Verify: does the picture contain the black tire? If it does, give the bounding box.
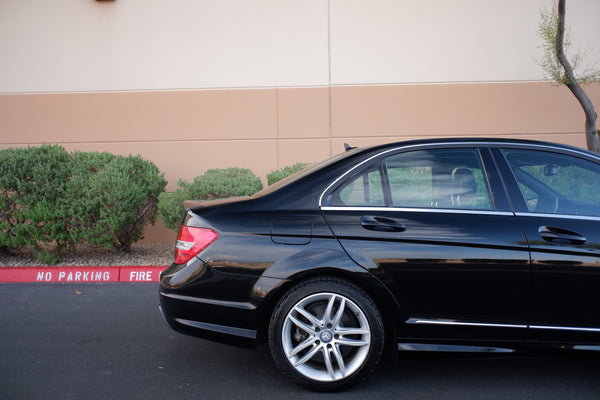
[268,277,384,391]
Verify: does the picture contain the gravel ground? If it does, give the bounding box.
[0,243,174,267]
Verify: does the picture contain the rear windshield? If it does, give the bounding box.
[252,150,359,198]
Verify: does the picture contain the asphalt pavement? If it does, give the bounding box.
[1,283,599,400]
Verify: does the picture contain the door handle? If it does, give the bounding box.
[360,216,406,232]
[538,226,587,245]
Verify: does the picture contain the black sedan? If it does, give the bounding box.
[159,138,600,391]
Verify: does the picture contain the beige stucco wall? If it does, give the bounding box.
[2,0,599,91]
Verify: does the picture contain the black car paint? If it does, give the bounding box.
[159,138,600,351]
[490,146,600,342]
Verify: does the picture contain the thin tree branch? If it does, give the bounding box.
[555,0,598,152]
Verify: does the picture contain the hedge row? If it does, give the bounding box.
[0,145,167,263]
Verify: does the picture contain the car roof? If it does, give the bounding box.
[354,137,589,154]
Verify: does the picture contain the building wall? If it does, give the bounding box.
[1,0,599,242]
[3,0,599,90]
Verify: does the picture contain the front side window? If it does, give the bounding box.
[502,149,600,216]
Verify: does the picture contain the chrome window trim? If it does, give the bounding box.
[321,206,513,217]
[515,211,600,222]
[318,140,600,208]
[406,318,600,333]
[498,142,600,161]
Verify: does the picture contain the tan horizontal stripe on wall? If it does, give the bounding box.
[331,82,598,140]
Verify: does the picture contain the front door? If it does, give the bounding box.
[499,147,600,343]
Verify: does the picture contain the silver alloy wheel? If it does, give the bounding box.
[281,292,371,382]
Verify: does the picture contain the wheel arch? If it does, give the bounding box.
[254,259,403,348]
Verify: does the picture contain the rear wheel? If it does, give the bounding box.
[268,277,384,391]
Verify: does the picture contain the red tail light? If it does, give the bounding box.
[174,226,219,264]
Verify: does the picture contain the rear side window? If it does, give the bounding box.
[334,165,385,206]
[502,149,600,216]
[328,148,493,210]
[386,148,492,210]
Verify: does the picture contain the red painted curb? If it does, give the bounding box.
[0,266,167,283]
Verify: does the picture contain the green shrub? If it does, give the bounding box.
[0,146,167,262]
[267,162,310,185]
[159,168,263,231]
[68,153,167,252]
[0,145,72,259]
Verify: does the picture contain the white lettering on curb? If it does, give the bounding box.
[129,271,153,281]
[36,270,112,282]
[37,272,52,282]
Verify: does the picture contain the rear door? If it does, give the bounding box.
[495,146,600,343]
[321,145,531,341]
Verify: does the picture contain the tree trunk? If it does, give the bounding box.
[556,0,599,153]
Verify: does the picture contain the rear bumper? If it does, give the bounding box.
[158,259,286,348]
[158,290,259,348]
